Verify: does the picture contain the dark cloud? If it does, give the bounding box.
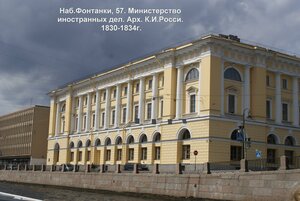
[0,0,299,115]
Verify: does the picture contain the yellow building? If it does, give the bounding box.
[47,34,300,168]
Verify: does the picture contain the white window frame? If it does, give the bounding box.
[282,102,289,122]
[189,93,196,113]
[146,102,152,120]
[227,93,237,114]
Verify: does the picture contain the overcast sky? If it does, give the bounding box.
[0,0,300,115]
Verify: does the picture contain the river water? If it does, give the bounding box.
[0,181,217,201]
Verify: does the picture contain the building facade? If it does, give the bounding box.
[47,34,300,167]
[0,105,50,165]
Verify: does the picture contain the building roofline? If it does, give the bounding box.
[0,105,50,119]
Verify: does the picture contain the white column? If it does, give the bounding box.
[244,66,251,113]
[220,60,224,116]
[85,93,91,132]
[126,82,132,124]
[293,77,299,126]
[55,102,61,136]
[275,72,282,124]
[104,88,111,129]
[115,84,121,128]
[176,67,184,119]
[138,78,145,124]
[94,90,100,131]
[197,61,202,115]
[77,96,83,133]
[151,74,158,120]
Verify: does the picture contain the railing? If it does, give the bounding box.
[210,161,240,172]
[248,158,280,171]
[287,156,300,169]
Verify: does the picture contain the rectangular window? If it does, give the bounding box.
[147,103,152,119]
[105,150,111,161]
[230,146,242,161]
[182,145,190,159]
[282,103,288,121]
[128,148,134,161]
[267,149,276,163]
[160,100,163,117]
[87,151,91,161]
[154,147,161,160]
[103,92,106,101]
[83,115,87,130]
[148,79,152,90]
[161,76,164,87]
[282,79,287,89]
[117,149,122,161]
[228,94,235,114]
[134,105,139,122]
[75,117,78,131]
[266,100,271,119]
[77,98,80,107]
[113,89,117,99]
[70,152,74,161]
[136,83,140,93]
[112,110,115,125]
[93,94,97,104]
[78,151,82,161]
[266,75,270,86]
[190,94,196,113]
[92,113,95,128]
[124,86,128,96]
[285,150,294,165]
[101,112,105,126]
[141,148,147,160]
[84,96,88,106]
[122,108,127,123]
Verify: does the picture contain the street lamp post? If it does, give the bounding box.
[239,108,251,160]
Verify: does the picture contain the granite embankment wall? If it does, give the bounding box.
[0,169,299,201]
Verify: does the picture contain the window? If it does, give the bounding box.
[190,94,196,113]
[148,79,153,90]
[285,150,294,165]
[285,136,295,146]
[161,76,164,87]
[230,146,242,161]
[282,79,287,89]
[77,141,83,148]
[116,137,122,145]
[112,110,115,125]
[113,89,117,99]
[136,83,140,93]
[160,100,163,117]
[266,75,270,86]
[77,98,80,107]
[122,108,127,123]
[182,145,190,159]
[128,148,134,160]
[103,92,106,101]
[95,138,101,146]
[231,129,244,141]
[127,135,134,144]
[228,94,235,114]
[70,152,74,161]
[282,103,288,121]
[101,112,105,126]
[140,134,147,143]
[87,151,91,161]
[267,134,277,144]
[154,147,161,160]
[105,138,111,146]
[78,151,82,161]
[141,148,147,160]
[147,103,152,119]
[117,149,122,161]
[134,105,139,122]
[153,133,161,142]
[61,117,65,133]
[83,115,87,130]
[267,149,276,163]
[61,104,66,112]
[124,86,128,96]
[266,100,271,119]
[93,94,97,104]
[86,140,91,147]
[224,68,241,82]
[185,68,199,81]
[84,96,88,106]
[105,150,111,161]
[69,142,74,149]
[92,113,95,128]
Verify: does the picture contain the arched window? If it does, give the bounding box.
[54,143,60,151]
[86,139,91,147]
[115,136,122,145]
[140,134,148,143]
[267,134,278,144]
[224,68,242,82]
[178,129,191,140]
[77,140,83,148]
[69,141,74,149]
[185,68,199,81]
[105,138,112,146]
[285,136,295,146]
[127,135,135,144]
[153,132,161,142]
[95,138,101,147]
[231,129,244,141]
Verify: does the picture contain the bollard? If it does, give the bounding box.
[17,164,20,171]
[153,164,159,174]
[175,163,182,174]
[24,164,28,171]
[133,164,139,174]
[240,159,249,172]
[85,164,90,173]
[115,164,121,173]
[279,155,288,170]
[50,165,54,172]
[203,162,211,174]
[100,164,105,173]
[32,165,36,171]
[41,165,45,172]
